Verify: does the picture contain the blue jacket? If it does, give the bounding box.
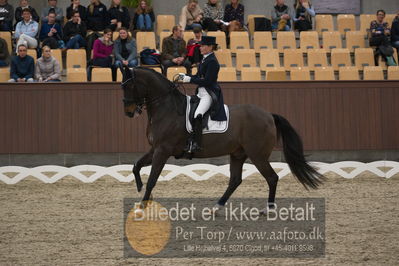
[39,22,63,41]
[10,55,35,80]
[15,20,39,39]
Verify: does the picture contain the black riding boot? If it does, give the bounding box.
[185,114,203,153]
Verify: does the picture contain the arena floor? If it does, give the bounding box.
[0,171,398,265]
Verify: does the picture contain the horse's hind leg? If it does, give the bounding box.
[216,150,247,207]
[133,148,154,192]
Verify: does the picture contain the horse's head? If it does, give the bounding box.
[120,66,142,118]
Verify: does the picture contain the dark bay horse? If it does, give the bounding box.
[120,66,324,210]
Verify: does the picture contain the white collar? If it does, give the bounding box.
[203,52,213,60]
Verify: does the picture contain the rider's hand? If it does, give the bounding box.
[178,73,191,83]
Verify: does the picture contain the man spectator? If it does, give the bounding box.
[63,10,86,49]
[161,25,191,75]
[66,0,87,22]
[14,8,39,50]
[15,0,39,26]
[0,0,13,31]
[8,44,34,82]
[39,11,64,49]
[41,0,64,25]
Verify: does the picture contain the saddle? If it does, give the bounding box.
[188,89,218,129]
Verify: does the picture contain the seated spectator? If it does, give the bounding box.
[179,0,203,31]
[89,28,115,80]
[293,0,315,32]
[66,0,87,22]
[391,11,399,60]
[41,0,64,25]
[0,0,13,31]
[39,11,64,49]
[15,0,39,26]
[132,0,154,31]
[63,10,87,49]
[271,0,292,31]
[113,27,138,68]
[87,0,109,32]
[35,45,61,82]
[223,0,244,33]
[0,36,10,66]
[8,44,34,82]
[202,0,224,31]
[161,25,191,75]
[14,8,39,50]
[108,0,130,32]
[186,27,203,64]
[370,10,396,66]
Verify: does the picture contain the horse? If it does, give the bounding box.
[120,66,324,211]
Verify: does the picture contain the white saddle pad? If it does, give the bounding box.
[185,96,229,134]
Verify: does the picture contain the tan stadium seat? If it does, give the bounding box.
[354,48,375,69]
[253,31,273,52]
[0,31,12,54]
[156,15,175,36]
[215,49,232,67]
[359,14,375,36]
[277,31,296,52]
[51,49,63,70]
[159,31,172,52]
[136,32,156,51]
[207,31,227,50]
[331,48,352,70]
[300,31,319,51]
[235,49,256,71]
[337,14,356,35]
[27,49,37,63]
[283,49,304,69]
[338,66,360,80]
[91,68,112,82]
[219,67,237,81]
[265,67,286,81]
[290,67,311,81]
[387,66,399,80]
[260,49,280,71]
[346,31,366,52]
[230,31,250,52]
[314,66,335,80]
[0,68,10,82]
[66,49,87,69]
[67,68,87,82]
[183,31,195,44]
[241,67,261,81]
[315,15,334,34]
[167,66,186,81]
[247,15,266,35]
[307,49,328,70]
[322,31,342,52]
[363,66,384,80]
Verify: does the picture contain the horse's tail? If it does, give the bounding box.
[272,114,325,189]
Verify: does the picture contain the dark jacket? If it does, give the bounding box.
[63,20,87,42]
[39,22,63,41]
[189,53,227,121]
[391,17,399,43]
[0,37,10,65]
[113,38,137,61]
[108,6,130,29]
[66,4,87,21]
[10,55,35,80]
[86,3,109,31]
[132,10,155,30]
[161,35,187,61]
[0,3,13,25]
[15,6,39,25]
[223,3,244,25]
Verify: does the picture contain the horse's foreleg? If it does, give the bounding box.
[142,150,169,204]
[133,148,154,192]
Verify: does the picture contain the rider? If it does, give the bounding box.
[179,36,227,153]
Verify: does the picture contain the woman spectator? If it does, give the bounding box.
[179,0,203,31]
[35,45,61,82]
[66,0,87,22]
[0,36,10,66]
[186,27,203,64]
[202,0,224,31]
[223,0,244,33]
[293,0,315,32]
[271,0,292,31]
[391,11,399,61]
[86,0,109,32]
[108,0,130,31]
[113,27,138,68]
[90,28,115,80]
[132,0,154,31]
[15,0,39,26]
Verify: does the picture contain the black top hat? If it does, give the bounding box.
[200,36,217,46]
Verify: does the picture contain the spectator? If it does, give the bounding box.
[15,0,39,26]
[8,44,34,82]
[108,0,130,32]
[161,25,191,75]
[293,0,315,32]
[179,0,203,31]
[113,27,138,68]
[89,28,115,80]
[0,0,13,31]
[202,0,224,31]
[223,0,244,34]
[391,11,399,61]
[41,0,64,25]
[132,0,154,31]
[271,0,292,31]
[63,10,87,49]
[186,27,203,64]
[39,11,64,49]
[0,36,10,66]
[35,45,61,82]
[15,8,39,50]
[66,0,87,22]
[86,0,109,32]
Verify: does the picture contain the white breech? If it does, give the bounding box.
[194,87,212,118]
[16,34,38,51]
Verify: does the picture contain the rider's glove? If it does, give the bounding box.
[178,73,191,83]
